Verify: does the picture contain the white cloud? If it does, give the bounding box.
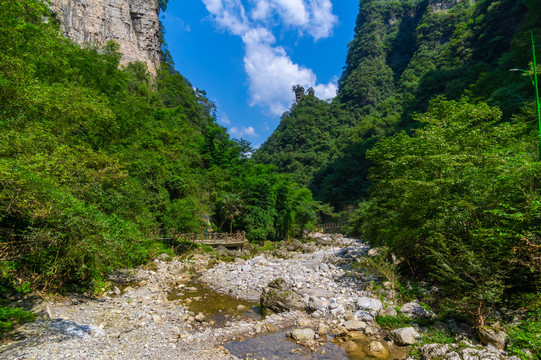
[219,114,231,125]
[243,28,337,114]
[200,0,339,115]
[202,0,250,35]
[229,126,258,138]
[248,0,336,39]
[306,0,337,39]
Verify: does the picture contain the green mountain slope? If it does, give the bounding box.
[256,0,541,208]
[0,0,318,292]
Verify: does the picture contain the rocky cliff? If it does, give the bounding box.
[49,0,161,74]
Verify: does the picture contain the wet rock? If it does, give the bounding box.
[290,328,316,341]
[389,327,420,346]
[478,325,507,350]
[420,344,451,360]
[260,278,305,314]
[236,304,247,311]
[368,341,389,359]
[195,313,206,322]
[345,340,359,350]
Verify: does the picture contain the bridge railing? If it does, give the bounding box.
[178,231,247,244]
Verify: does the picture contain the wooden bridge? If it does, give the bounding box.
[176,231,247,249]
[320,222,344,234]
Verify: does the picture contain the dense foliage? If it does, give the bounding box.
[257,0,541,352]
[256,0,541,207]
[0,0,317,293]
[351,97,541,324]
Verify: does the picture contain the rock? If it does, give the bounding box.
[113,286,121,295]
[317,324,329,336]
[290,328,316,341]
[389,327,420,346]
[194,313,206,322]
[286,239,303,251]
[378,307,398,317]
[49,0,162,75]
[348,331,365,340]
[368,248,380,256]
[367,341,389,359]
[420,344,451,360]
[242,242,255,253]
[459,347,481,360]
[236,304,247,311]
[157,253,170,260]
[400,301,434,318]
[331,325,348,337]
[357,297,383,312]
[478,325,507,350]
[272,249,290,259]
[302,244,318,253]
[344,320,367,331]
[444,352,461,360]
[345,340,359,350]
[48,319,105,338]
[355,310,375,322]
[260,278,305,314]
[448,320,473,340]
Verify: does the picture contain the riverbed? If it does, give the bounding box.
[0,234,408,359]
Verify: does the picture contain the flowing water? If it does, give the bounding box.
[167,280,262,326]
[167,281,407,360]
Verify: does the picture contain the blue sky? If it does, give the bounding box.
[162,0,358,147]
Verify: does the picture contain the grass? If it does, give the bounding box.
[375,314,411,330]
[508,309,541,359]
[0,306,36,338]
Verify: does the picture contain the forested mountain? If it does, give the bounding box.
[256,0,541,208]
[255,0,541,341]
[0,0,317,292]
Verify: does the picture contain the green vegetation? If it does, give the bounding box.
[257,0,541,355]
[351,98,541,326]
[375,314,411,331]
[0,0,318,297]
[508,308,541,359]
[0,306,36,336]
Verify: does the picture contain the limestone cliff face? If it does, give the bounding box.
[49,0,161,74]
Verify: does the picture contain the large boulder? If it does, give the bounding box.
[478,325,507,350]
[357,297,383,312]
[389,327,420,346]
[400,301,434,318]
[260,278,305,314]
